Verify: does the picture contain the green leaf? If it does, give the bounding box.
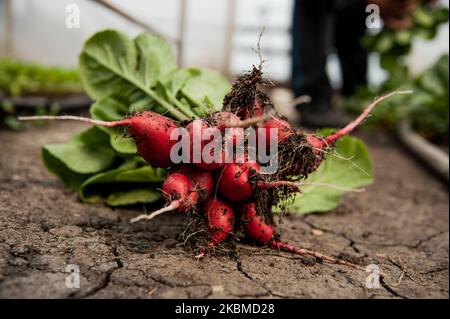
[42,127,115,176]
[79,30,138,100]
[435,54,449,89]
[110,136,137,154]
[115,166,166,183]
[181,68,231,113]
[433,7,449,23]
[90,96,128,122]
[106,189,160,207]
[415,27,436,40]
[79,29,188,120]
[134,32,177,87]
[284,135,374,214]
[42,147,90,190]
[166,68,201,95]
[90,96,137,154]
[79,158,166,204]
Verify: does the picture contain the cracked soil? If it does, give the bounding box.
[0,122,448,298]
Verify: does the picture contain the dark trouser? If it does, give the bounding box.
[291,0,368,102]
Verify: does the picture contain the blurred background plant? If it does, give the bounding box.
[342,4,449,145]
[0,57,84,130]
[0,57,83,96]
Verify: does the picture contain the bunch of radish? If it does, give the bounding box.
[19,66,410,273]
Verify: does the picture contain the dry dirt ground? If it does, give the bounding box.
[0,122,448,299]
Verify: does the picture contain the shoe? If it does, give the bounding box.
[298,100,352,129]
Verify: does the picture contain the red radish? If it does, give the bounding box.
[186,120,225,171]
[193,157,226,171]
[130,171,198,223]
[218,161,300,202]
[195,197,236,258]
[240,202,275,244]
[128,112,178,168]
[160,172,198,211]
[253,99,265,117]
[131,167,215,223]
[224,126,245,147]
[212,111,245,146]
[211,111,240,131]
[186,115,243,171]
[302,92,412,152]
[260,118,292,148]
[18,112,178,168]
[239,203,366,271]
[218,161,260,201]
[203,197,236,246]
[305,134,327,149]
[173,165,215,201]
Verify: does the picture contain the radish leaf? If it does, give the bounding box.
[79,158,166,204]
[284,135,374,214]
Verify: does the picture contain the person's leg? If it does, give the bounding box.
[291,0,352,128]
[291,0,332,102]
[335,1,368,96]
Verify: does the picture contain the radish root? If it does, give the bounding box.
[18,115,129,127]
[271,241,366,272]
[130,202,180,223]
[325,90,413,145]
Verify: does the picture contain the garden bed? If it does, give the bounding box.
[0,122,448,298]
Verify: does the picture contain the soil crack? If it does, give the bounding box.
[72,244,124,299]
[234,255,298,298]
[380,279,409,299]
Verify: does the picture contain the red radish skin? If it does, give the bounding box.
[218,161,260,201]
[194,157,226,171]
[186,120,226,171]
[218,161,300,202]
[162,172,198,211]
[212,112,245,146]
[18,112,178,168]
[212,111,240,131]
[203,197,236,245]
[130,172,198,223]
[240,203,275,244]
[173,165,215,201]
[305,134,328,150]
[129,112,179,168]
[186,115,243,171]
[260,118,292,148]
